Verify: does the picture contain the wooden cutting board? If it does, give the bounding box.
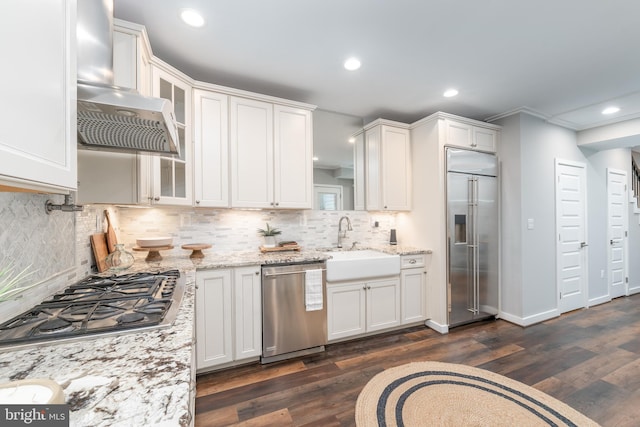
[90,233,109,273]
[104,210,117,253]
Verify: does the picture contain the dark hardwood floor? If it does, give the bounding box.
[196,294,640,426]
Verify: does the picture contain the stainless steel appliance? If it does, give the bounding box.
[447,148,499,327]
[0,270,185,350]
[261,262,327,363]
[76,0,180,155]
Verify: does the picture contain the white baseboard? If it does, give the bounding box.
[425,319,448,334]
[628,285,640,296]
[588,294,611,307]
[499,308,559,327]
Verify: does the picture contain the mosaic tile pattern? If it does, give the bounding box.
[0,193,74,282]
[115,207,400,255]
[0,191,402,321]
[0,194,103,321]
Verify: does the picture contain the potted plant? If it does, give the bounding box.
[257,223,282,248]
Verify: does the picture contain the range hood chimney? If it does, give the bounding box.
[76,0,179,156]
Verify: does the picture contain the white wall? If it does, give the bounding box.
[495,112,640,326]
[581,147,630,303]
[496,114,523,319]
[495,113,586,324]
[520,114,584,318]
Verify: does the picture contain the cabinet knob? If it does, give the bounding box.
[154,196,160,201]
[196,200,200,204]
[275,202,279,206]
[363,286,367,290]
[384,206,388,209]
[367,285,371,290]
[255,271,259,276]
[409,259,417,264]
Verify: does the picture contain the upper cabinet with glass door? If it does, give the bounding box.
[151,64,193,205]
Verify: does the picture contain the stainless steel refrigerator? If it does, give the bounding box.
[446,148,499,327]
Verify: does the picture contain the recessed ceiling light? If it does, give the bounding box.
[313,156,319,161]
[602,106,620,115]
[344,57,361,71]
[180,9,205,27]
[348,137,356,143]
[443,89,459,98]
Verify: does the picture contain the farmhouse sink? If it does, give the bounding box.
[324,249,400,282]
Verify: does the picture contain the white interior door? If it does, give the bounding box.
[555,160,588,313]
[607,168,628,299]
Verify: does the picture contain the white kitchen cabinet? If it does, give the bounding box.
[230,97,274,208]
[445,118,498,152]
[400,254,428,324]
[151,65,193,205]
[364,120,412,211]
[327,282,366,340]
[353,130,366,211]
[193,90,229,207]
[196,266,262,371]
[77,21,152,204]
[327,277,400,341]
[273,105,313,208]
[233,266,262,360]
[230,98,313,209]
[196,269,233,369]
[366,279,402,332]
[0,0,77,192]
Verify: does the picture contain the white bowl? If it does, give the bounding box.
[136,237,173,248]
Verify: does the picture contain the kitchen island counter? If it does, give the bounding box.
[0,265,197,427]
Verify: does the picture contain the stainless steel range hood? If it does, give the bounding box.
[76,0,179,156]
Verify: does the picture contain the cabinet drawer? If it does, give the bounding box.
[401,254,426,269]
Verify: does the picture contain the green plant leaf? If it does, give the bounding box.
[0,263,38,302]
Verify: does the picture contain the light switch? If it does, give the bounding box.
[527,218,534,230]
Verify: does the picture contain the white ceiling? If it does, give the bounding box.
[113,0,640,166]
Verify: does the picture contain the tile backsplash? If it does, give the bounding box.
[115,206,400,253]
[0,191,401,321]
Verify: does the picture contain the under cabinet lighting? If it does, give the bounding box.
[602,106,620,115]
[181,9,205,27]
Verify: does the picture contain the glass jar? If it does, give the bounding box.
[105,244,135,272]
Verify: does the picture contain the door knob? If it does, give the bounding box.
[580,242,588,248]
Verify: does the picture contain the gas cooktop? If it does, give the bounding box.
[0,270,185,350]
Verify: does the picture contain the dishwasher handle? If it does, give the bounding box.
[263,268,326,278]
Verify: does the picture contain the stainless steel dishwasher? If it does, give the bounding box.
[261,261,327,363]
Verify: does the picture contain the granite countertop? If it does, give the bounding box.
[0,245,431,426]
[0,266,197,427]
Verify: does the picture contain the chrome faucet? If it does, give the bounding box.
[337,216,353,248]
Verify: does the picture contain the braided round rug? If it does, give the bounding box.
[355,361,600,427]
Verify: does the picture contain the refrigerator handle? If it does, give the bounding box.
[473,177,480,315]
[467,178,475,313]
